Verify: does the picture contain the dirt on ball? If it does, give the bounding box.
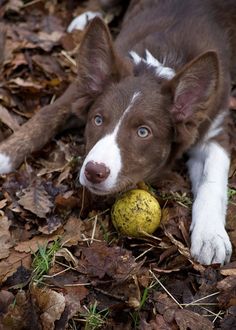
[111,189,161,237]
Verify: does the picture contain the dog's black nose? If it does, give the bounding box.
[84,161,110,184]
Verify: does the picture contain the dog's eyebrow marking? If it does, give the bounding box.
[115,91,140,132]
[129,50,175,80]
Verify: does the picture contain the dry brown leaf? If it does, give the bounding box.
[61,216,83,247]
[78,242,139,281]
[32,54,65,78]
[0,290,35,329]
[55,248,79,267]
[64,286,88,318]
[7,53,28,71]
[0,290,15,313]
[229,96,236,110]
[0,251,31,283]
[31,284,65,330]
[18,182,53,218]
[220,261,236,276]
[37,31,64,52]
[5,0,23,13]
[155,292,178,315]
[155,292,213,329]
[57,165,71,184]
[218,275,236,291]
[220,306,236,329]
[0,199,7,209]
[0,215,13,260]
[14,230,63,253]
[163,230,190,259]
[55,193,79,210]
[174,309,213,330]
[8,77,43,92]
[0,88,12,108]
[38,215,63,235]
[37,154,67,176]
[164,229,205,272]
[140,315,173,330]
[217,276,236,308]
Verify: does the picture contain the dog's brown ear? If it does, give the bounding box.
[164,51,219,123]
[77,17,131,95]
[163,51,219,159]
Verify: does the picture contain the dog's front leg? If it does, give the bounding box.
[0,80,88,174]
[187,141,232,265]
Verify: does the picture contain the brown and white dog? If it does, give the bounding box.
[0,0,236,265]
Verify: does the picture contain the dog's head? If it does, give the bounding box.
[76,18,219,195]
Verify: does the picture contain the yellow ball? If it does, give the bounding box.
[111,189,161,237]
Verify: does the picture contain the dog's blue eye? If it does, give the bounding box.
[94,115,103,126]
[137,126,150,138]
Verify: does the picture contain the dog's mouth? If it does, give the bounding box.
[86,185,112,196]
[83,181,135,196]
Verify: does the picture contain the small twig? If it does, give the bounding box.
[55,260,77,271]
[87,209,110,221]
[79,186,86,219]
[90,215,98,244]
[50,94,56,104]
[183,291,220,307]
[181,302,218,306]
[194,305,223,320]
[80,235,102,243]
[64,282,92,287]
[23,0,42,7]
[94,287,126,302]
[61,50,77,67]
[212,310,224,323]
[138,231,162,241]
[135,247,154,261]
[43,267,71,278]
[149,270,183,309]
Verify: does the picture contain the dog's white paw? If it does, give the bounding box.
[0,153,12,174]
[190,223,232,265]
[67,11,102,32]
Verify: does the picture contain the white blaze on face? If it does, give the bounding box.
[79,92,140,193]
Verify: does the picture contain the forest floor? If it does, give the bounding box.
[0,1,236,329]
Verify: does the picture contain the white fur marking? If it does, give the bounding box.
[145,50,175,79]
[188,142,231,265]
[203,112,226,142]
[79,92,140,193]
[115,92,140,130]
[129,51,142,65]
[67,11,102,32]
[129,50,175,79]
[0,153,13,174]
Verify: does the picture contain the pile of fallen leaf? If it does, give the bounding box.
[0,1,236,329]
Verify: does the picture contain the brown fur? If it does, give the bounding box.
[75,1,236,191]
